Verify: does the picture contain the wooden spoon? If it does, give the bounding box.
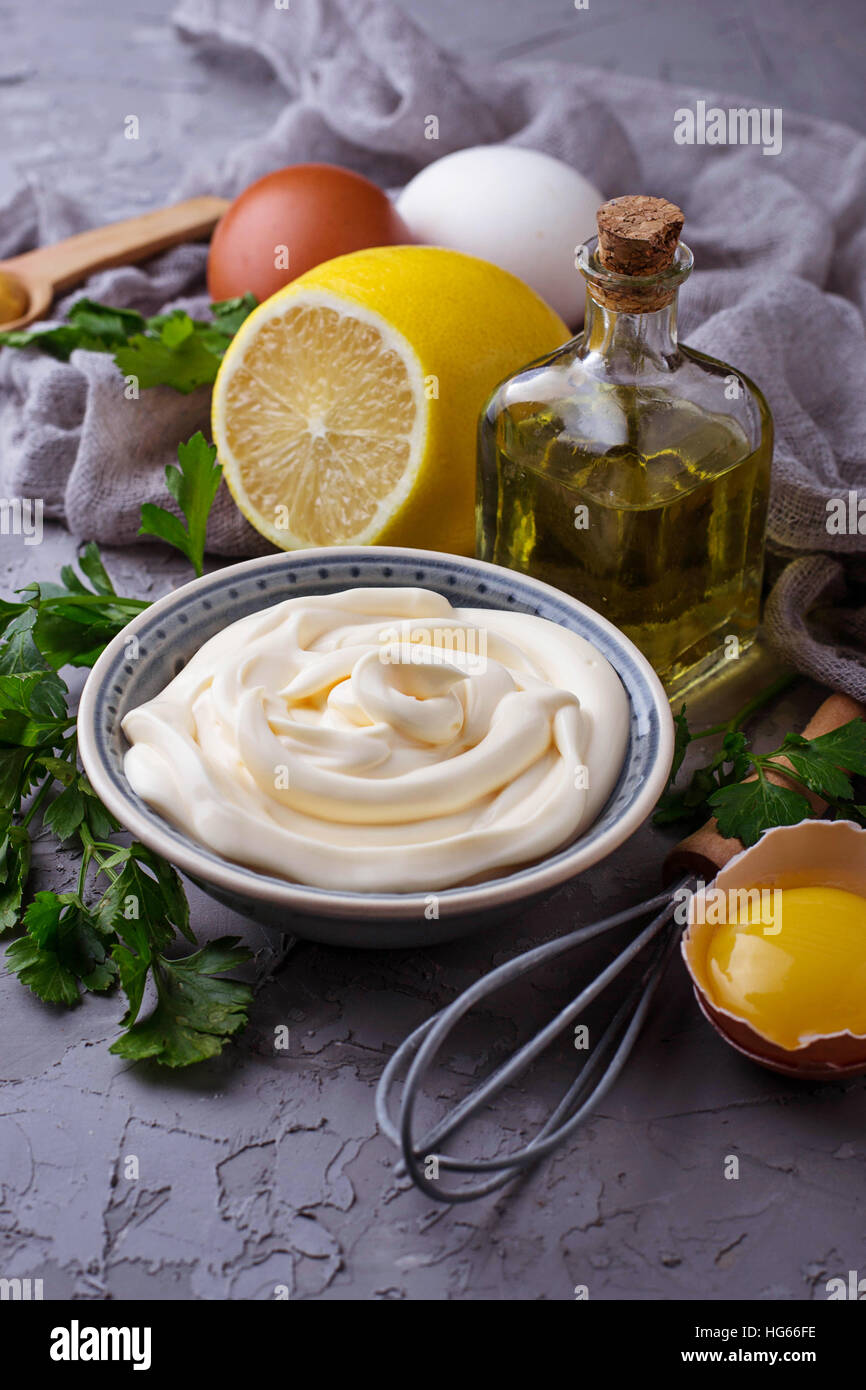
[0,196,229,331]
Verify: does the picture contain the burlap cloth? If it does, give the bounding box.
[1,0,865,694]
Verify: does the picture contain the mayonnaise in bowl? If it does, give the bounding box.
[121,587,629,893]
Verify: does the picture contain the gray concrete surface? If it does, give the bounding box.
[1,0,864,1302]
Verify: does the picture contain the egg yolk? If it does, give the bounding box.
[704,886,866,1050]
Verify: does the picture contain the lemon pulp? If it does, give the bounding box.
[220,300,422,547]
[705,885,866,1049]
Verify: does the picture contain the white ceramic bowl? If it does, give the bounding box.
[78,547,674,947]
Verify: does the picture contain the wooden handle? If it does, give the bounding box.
[664,692,866,882]
[2,196,229,292]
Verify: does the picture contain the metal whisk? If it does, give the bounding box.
[376,693,858,1204]
[376,881,689,1203]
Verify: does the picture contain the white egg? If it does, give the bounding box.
[396,145,603,326]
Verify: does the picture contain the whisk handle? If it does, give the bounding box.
[664,692,865,882]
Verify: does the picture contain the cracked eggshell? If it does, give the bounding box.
[681,819,866,1080]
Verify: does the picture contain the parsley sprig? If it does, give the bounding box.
[655,677,866,846]
[0,435,253,1066]
[139,432,222,576]
[0,294,256,394]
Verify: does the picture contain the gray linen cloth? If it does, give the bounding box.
[1,0,865,694]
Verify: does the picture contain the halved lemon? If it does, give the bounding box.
[212,246,568,554]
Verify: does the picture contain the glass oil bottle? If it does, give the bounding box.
[476,195,773,697]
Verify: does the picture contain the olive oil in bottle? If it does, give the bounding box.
[477,196,773,697]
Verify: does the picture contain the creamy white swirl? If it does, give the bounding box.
[122,588,629,892]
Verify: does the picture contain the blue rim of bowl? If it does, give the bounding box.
[78,547,674,921]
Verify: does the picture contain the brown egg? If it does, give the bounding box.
[207,163,411,304]
[681,820,866,1080]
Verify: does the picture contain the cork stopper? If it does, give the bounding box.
[591,195,685,312]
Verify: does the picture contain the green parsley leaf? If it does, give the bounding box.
[76,541,117,597]
[656,693,866,845]
[0,813,30,933]
[34,753,78,786]
[669,704,691,783]
[108,939,253,1067]
[18,547,144,670]
[138,432,221,576]
[0,669,70,755]
[63,299,146,346]
[79,780,119,840]
[772,741,853,802]
[780,722,866,779]
[708,776,812,847]
[0,610,50,675]
[114,297,255,393]
[0,747,37,809]
[210,294,257,336]
[0,596,29,643]
[718,730,752,784]
[31,599,133,669]
[112,943,151,1027]
[5,935,81,1005]
[158,311,195,350]
[0,431,252,1064]
[0,669,67,721]
[654,728,750,828]
[6,891,117,1003]
[0,296,256,391]
[0,326,83,361]
[97,844,192,954]
[0,299,145,361]
[115,326,222,393]
[43,781,87,841]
